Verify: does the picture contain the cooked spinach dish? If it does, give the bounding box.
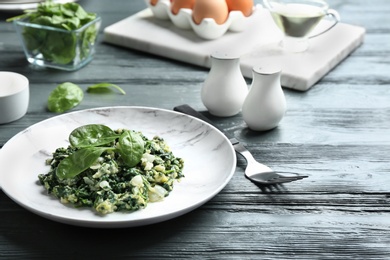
[38,124,184,215]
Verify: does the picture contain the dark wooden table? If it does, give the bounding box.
[1,0,390,258]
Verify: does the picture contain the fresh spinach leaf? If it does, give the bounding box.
[118,130,145,168]
[40,29,77,64]
[57,126,145,179]
[47,82,83,113]
[7,1,98,65]
[56,147,107,179]
[69,124,120,148]
[87,83,126,95]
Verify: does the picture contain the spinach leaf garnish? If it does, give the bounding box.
[87,83,126,95]
[118,130,145,168]
[56,125,145,179]
[56,147,107,180]
[46,81,125,114]
[69,124,120,148]
[47,82,83,113]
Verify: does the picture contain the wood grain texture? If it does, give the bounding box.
[1,0,389,259]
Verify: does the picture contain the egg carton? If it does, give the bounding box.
[144,0,261,40]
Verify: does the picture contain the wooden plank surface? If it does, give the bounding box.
[0,0,390,259]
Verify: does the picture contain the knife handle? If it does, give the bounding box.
[173,104,214,125]
[173,104,238,145]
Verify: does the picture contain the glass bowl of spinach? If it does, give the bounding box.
[9,1,101,71]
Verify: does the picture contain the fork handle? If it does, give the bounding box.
[174,105,308,182]
[230,139,256,164]
[173,105,268,168]
[173,105,253,160]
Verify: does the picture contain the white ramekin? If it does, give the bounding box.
[0,71,29,124]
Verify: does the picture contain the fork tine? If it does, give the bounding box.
[172,105,310,186]
[273,175,309,182]
[269,178,301,184]
[279,175,308,180]
[263,176,307,185]
[245,171,308,185]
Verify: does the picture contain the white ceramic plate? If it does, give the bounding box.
[0,0,77,11]
[0,106,236,228]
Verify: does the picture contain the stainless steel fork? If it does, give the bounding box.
[173,104,309,185]
[230,138,308,185]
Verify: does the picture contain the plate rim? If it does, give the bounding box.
[0,106,236,228]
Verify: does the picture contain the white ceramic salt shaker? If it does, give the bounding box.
[201,52,248,117]
[242,65,286,131]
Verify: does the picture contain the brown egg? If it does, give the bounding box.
[192,0,229,25]
[171,0,195,15]
[150,0,159,6]
[226,0,254,17]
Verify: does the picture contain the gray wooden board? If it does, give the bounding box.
[1,0,390,258]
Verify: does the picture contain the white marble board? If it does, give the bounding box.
[103,7,366,91]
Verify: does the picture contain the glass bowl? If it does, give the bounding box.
[13,16,101,71]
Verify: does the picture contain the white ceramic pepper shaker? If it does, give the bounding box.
[201,52,248,117]
[242,64,286,131]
